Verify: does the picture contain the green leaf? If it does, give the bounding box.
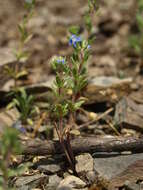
[6,98,19,110]
[18,24,24,36]
[74,100,85,110]
[69,26,80,35]
[25,0,35,10]
[16,51,29,62]
[84,50,90,63]
[84,12,92,32]
[24,34,33,44]
[18,24,28,43]
[55,75,62,87]
[7,88,36,123]
[16,70,28,79]
[4,66,15,78]
[71,53,79,64]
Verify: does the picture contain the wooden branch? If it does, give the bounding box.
[21,136,143,155]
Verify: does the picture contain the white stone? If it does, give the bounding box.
[57,175,86,189]
[75,153,94,174]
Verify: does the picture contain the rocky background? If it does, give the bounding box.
[0,0,143,190]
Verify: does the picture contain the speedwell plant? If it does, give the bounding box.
[4,0,35,89]
[50,34,91,172]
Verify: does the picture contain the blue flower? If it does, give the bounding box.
[87,45,91,49]
[69,35,82,48]
[57,58,65,64]
[12,120,26,133]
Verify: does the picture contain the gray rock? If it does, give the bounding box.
[85,76,132,104]
[17,186,29,190]
[88,76,132,89]
[124,180,140,190]
[46,174,62,190]
[38,164,61,174]
[57,175,86,190]
[94,152,143,180]
[140,182,143,190]
[75,153,94,175]
[46,185,56,190]
[57,187,72,190]
[49,174,62,184]
[114,97,143,130]
[15,174,48,188]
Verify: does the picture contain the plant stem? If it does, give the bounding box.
[61,139,75,173]
[54,121,76,173]
[66,131,75,164]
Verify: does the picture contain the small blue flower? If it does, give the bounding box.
[12,120,26,133]
[19,127,27,133]
[69,35,76,46]
[69,35,82,48]
[57,58,65,64]
[87,45,91,49]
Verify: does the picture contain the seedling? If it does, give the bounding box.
[7,88,38,124]
[4,0,35,89]
[6,0,37,125]
[50,35,91,172]
[49,1,96,172]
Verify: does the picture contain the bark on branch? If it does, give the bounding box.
[21,136,143,155]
